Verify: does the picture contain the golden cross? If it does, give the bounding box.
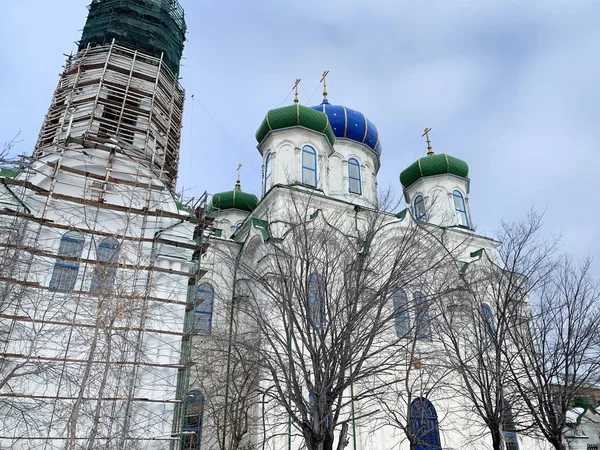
[293,78,301,104]
[236,163,242,183]
[422,127,433,155]
[320,70,329,100]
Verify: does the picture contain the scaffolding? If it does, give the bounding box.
[35,41,185,192]
[80,0,186,76]
[0,139,215,448]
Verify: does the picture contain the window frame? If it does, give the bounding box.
[481,302,496,337]
[89,237,120,294]
[393,289,410,338]
[182,389,205,450]
[194,283,214,335]
[414,292,432,340]
[264,152,272,196]
[503,431,520,450]
[49,231,85,291]
[414,195,426,221]
[453,190,470,228]
[302,145,317,187]
[308,272,326,327]
[347,158,362,195]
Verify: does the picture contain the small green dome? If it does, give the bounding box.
[255,104,336,146]
[211,183,258,213]
[400,153,469,189]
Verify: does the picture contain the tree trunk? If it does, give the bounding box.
[490,426,504,450]
[552,436,568,450]
[336,422,349,450]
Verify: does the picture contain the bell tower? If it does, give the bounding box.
[35,0,186,190]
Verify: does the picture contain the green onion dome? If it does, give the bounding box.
[400,153,469,189]
[255,104,336,146]
[211,182,258,213]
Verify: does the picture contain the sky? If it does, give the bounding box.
[0,0,599,270]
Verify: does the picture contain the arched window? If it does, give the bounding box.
[308,272,326,327]
[49,231,85,291]
[414,195,426,221]
[194,283,214,334]
[89,237,120,293]
[182,389,204,450]
[302,145,317,187]
[264,152,272,196]
[453,190,469,227]
[347,158,362,195]
[414,292,431,340]
[409,397,441,450]
[393,289,410,338]
[235,221,243,231]
[481,303,496,337]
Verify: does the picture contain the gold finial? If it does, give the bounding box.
[320,70,329,101]
[422,127,434,155]
[235,163,242,189]
[293,78,301,104]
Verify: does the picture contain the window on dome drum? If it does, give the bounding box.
[414,195,426,221]
[49,231,85,291]
[414,293,432,340]
[308,272,326,327]
[235,221,243,231]
[393,289,410,338]
[453,190,469,227]
[181,389,204,450]
[302,145,317,187]
[481,302,496,337]
[89,237,120,294]
[194,283,214,334]
[409,397,442,450]
[264,152,272,196]
[348,158,362,194]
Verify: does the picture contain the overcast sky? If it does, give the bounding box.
[1,0,599,269]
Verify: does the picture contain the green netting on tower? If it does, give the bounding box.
[79,0,186,76]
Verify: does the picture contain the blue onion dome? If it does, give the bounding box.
[310,99,382,156]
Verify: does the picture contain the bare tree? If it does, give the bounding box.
[436,211,558,450]
[217,189,455,450]
[507,256,600,450]
[189,320,262,450]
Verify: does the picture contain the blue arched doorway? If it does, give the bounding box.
[409,397,441,450]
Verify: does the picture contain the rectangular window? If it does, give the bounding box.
[415,294,432,340]
[49,263,79,291]
[504,432,520,450]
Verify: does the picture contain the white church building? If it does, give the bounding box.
[187,91,555,450]
[0,2,577,450]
